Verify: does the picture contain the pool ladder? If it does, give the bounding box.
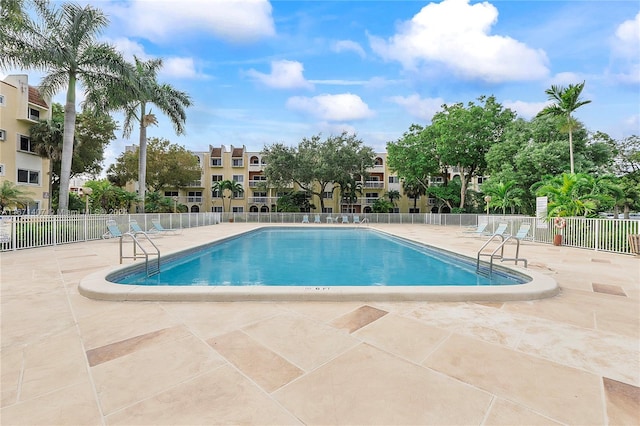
[118,231,161,277]
[476,234,528,276]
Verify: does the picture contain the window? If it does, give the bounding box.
[323,191,333,199]
[388,176,399,184]
[322,207,333,213]
[187,191,202,202]
[18,134,36,153]
[0,94,5,106]
[409,208,420,213]
[365,192,378,199]
[212,189,221,198]
[232,206,244,213]
[29,108,40,121]
[212,206,222,213]
[164,191,178,197]
[17,168,39,184]
[0,164,4,176]
[211,158,222,166]
[233,189,244,199]
[211,175,223,183]
[232,158,243,167]
[477,177,485,184]
[232,175,244,183]
[0,129,5,141]
[250,156,260,165]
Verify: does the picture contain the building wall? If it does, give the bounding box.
[162,146,448,214]
[0,75,51,213]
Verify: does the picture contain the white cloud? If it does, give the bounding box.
[286,93,374,121]
[610,12,640,84]
[613,12,640,57]
[332,40,366,58]
[389,94,444,121]
[111,0,275,43]
[368,0,549,82]
[161,57,202,79]
[106,37,149,62]
[550,72,584,86]
[246,60,313,89]
[503,100,549,119]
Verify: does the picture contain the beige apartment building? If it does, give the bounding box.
[161,145,483,215]
[0,75,52,213]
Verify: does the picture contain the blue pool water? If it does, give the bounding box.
[113,227,527,287]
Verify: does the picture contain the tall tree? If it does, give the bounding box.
[30,103,117,208]
[537,81,591,174]
[1,1,129,212]
[262,132,375,211]
[386,124,441,195]
[107,137,201,193]
[431,95,516,209]
[93,56,192,211]
[211,180,244,213]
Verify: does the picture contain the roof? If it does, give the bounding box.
[232,147,244,157]
[210,147,222,158]
[28,86,48,109]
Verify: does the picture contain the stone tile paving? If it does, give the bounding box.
[1,223,638,425]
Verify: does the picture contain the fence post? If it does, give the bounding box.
[53,215,57,246]
[594,219,599,252]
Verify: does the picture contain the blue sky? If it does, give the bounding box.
[5,0,640,169]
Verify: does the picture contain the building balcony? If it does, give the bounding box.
[363,181,384,189]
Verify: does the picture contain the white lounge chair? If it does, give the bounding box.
[353,215,360,224]
[103,220,128,239]
[341,215,349,224]
[314,214,321,224]
[462,222,488,236]
[302,215,310,223]
[150,219,181,235]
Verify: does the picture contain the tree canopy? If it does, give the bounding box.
[1,1,131,212]
[261,132,375,211]
[107,137,201,192]
[537,81,591,174]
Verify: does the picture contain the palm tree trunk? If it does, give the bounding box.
[138,103,147,212]
[568,126,575,174]
[58,75,77,213]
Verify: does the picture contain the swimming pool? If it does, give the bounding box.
[115,227,525,287]
[79,225,558,302]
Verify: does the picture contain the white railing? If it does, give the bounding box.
[1,213,638,255]
[0,212,221,251]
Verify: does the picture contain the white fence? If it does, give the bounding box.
[1,212,638,255]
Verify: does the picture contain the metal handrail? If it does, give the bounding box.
[476,233,506,275]
[119,231,161,276]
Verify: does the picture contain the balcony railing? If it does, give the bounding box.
[363,181,384,189]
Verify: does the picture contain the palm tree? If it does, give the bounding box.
[0,181,34,212]
[1,2,129,212]
[385,190,401,208]
[29,110,63,210]
[537,81,591,174]
[533,173,613,218]
[402,179,427,212]
[482,180,524,215]
[212,180,244,213]
[97,57,192,212]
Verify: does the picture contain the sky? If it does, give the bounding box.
[4,0,640,171]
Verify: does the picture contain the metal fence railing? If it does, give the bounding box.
[1,212,638,255]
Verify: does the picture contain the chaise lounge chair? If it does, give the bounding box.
[150,219,181,235]
[341,215,349,224]
[302,215,310,223]
[462,222,488,236]
[103,220,128,239]
[314,214,321,224]
[129,219,155,237]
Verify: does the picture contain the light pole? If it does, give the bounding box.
[82,187,93,214]
[173,196,178,213]
[484,195,491,216]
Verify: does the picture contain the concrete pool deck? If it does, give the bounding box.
[1,223,638,425]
